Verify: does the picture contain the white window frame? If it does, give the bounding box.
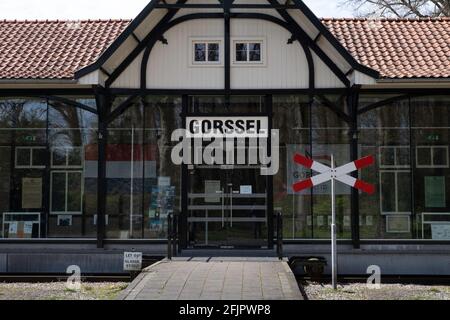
[379,170,412,215]
[379,146,411,169]
[51,146,84,169]
[421,212,450,239]
[416,145,449,168]
[15,146,46,169]
[50,170,84,215]
[232,38,266,66]
[190,38,223,67]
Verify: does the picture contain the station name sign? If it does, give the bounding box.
[186,116,269,138]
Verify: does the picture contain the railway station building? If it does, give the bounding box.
[0,0,449,275]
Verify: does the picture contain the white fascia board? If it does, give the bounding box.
[77,70,105,86]
[352,71,377,85]
[362,79,450,89]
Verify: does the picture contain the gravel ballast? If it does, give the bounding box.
[0,282,129,300]
[303,282,450,300]
[1,281,449,300]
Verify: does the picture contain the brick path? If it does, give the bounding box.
[118,258,303,300]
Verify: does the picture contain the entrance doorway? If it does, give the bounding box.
[182,95,273,249]
[187,166,268,248]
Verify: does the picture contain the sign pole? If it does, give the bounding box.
[331,154,338,290]
[292,153,376,291]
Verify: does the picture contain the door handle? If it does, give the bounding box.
[230,189,233,228]
[227,183,233,228]
[220,189,225,228]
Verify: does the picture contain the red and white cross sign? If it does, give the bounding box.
[292,154,376,194]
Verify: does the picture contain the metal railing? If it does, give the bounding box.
[275,211,283,260]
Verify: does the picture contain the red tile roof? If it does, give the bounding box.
[0,19,130,80]
[323,18,450,79]
[0,18,448,80]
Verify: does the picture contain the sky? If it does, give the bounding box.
[0,0,354,20]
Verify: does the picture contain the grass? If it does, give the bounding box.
[49,283,129,300]
[84,283,129,300]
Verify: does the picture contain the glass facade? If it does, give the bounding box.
[0,97,98,239]
[106,96,182,239]
[359,95,450,240]
[273,95,351,240]
[0,93,448,243]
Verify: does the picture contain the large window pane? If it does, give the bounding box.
[143,96,182,240]
[273,95,311,239]
[0,99,47,239]
[273,94,351,240]
[51,172,66,212]
[106,99,144,239]
[359,96,413,239]
[380,172,396,212]
[311,95,351,239]
[47,98,97,238]
[67,172,82,212]
[0,97,98,239]
[106,96,182,240]
[412,96,450,240]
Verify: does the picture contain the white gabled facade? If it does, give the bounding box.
[76,0,379,90]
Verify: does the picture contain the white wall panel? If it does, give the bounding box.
[111,52,143,88]
[145,19,318,89]
[230,19,309,89]
[147,19,225,89]
[107,14,353,89]
[313,52,346,88]
[104,37,138,73]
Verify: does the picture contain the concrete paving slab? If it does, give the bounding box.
[119,258,303,301]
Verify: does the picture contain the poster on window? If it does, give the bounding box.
[287,144,351,195]
[8,222,18,235]
[158,177,171,187]
[425,176,446,208]
[386,215,410,233]
[431,224,450,240]
[148,185,175,220]
[22,177,42,209]
[23,222,34,236]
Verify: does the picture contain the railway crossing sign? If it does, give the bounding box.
[292,154,375,194]
[292,153,375,290]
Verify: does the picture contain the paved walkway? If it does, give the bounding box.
[119,258,303,300]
